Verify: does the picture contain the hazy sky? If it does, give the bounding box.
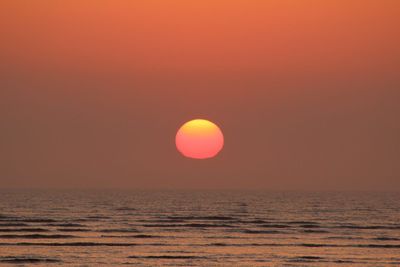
[1,1,399,190]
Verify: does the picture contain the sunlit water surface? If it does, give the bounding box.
[0,191,399,266]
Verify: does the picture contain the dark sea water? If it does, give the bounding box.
[0,190,399,266]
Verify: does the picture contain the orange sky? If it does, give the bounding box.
[1,1,399,190]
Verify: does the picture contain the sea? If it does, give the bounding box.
[0,190,399,266]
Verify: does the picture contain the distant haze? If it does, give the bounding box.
[1,1,399,190]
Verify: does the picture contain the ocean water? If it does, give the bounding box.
[0,190,399,266]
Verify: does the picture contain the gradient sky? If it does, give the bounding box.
[1,1,399,190]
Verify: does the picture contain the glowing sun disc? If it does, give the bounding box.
[175,119,224,159]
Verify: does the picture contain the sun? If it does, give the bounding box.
[175,119,224,159]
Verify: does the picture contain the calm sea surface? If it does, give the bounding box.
[0,191,399,266]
